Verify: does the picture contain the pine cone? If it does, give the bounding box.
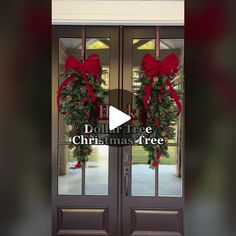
[151,91,158,104]
[80,87,87,96]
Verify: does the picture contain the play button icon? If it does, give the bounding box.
[109,106,131,130]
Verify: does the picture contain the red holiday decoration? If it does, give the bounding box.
[83,97,88,103]
[136,53,183,168]
[156,151,162,159]
[152,161,158,168]
[141,53,182,117]
[57,54,101,113]
[57,53,106,165]
[70,161,81,169]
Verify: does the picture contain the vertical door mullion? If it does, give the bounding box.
[117,26,123,236]
[81,25,86,196]
[82,166,85,195]
[155,27,160,197]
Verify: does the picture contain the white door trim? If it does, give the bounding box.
[52,0,184,26]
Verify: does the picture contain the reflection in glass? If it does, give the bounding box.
[86,38,110,90]
[132,38,184,197]
[132,39,156,93]
[85,39,110,195]
[85,146,109,195]
[158,146,182,196]
[168,124,178,144]
[59,114,71,142]
[58,145,82,195]
[160,39,184,91]
[58,37,111,196]
[132,38,156,127]
[132,146,155,196]
[132,39,156,196]
[59,38,82,76]
[59,38,82,141]
[158,39,184,197]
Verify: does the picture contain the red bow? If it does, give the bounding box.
[57,54,101,113]
[141,53,182,123]
[142,53,179,78]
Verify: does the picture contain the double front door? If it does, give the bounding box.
[52,26,184,236]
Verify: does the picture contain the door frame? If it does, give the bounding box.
[52,25,184,236]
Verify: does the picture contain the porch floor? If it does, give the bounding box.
[58,164,181,196]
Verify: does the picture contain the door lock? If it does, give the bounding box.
[123,152,131,163]
[124,166,130,196]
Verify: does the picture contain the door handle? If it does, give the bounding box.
[124,166,130,196]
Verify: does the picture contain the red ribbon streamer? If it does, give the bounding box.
[140,53,182,124]
[165,79,182,115]
[156,150,161,159]
[57,54,101,113]
[70,161,81,169]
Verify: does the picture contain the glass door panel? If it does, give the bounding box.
[58,144,82,195]
[86,38,110,90]
[57,37,111,196]
[158,38,184,197]
[85,145,109,195]
[158,146,182,196]
[85,38,110,195]
[58,38,82,142]
[132,39,156,94]
[132,146,155,196]
[131,37,184,197]
[58,37,83,195]
[131,38,157,196]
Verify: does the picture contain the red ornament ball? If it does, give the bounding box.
[152,161,158,168]
[83,97,88,103]
[159,87,165,94]
[153,77,159,82]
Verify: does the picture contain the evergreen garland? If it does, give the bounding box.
[58,54,106,166]
[135,53,183,168]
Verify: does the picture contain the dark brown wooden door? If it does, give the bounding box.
[52,26,184,236]
[52,26,120,236]
[122,27,184,236]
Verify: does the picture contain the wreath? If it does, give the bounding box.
[57,54,106,168]
[135,53,183,168]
